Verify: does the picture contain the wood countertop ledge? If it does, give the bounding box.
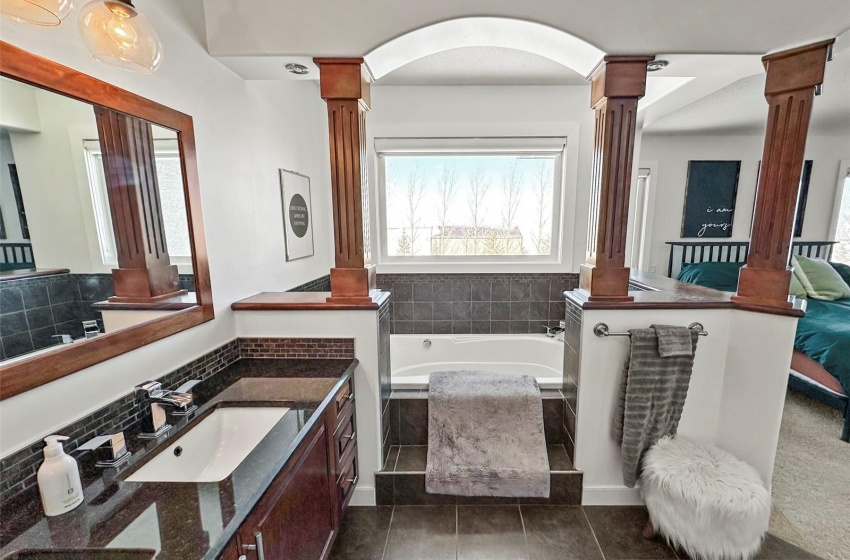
[232,290,390,311]
[566,270,805,318]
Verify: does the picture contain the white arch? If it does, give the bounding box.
[364,17,606,80]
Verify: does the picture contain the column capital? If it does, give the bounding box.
[314,58,371,109]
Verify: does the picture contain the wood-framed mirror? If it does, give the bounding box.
[0,42,213,399]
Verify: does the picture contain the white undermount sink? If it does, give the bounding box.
[126,407,288,483]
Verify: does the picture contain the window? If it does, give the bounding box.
[833,169,850,265]
[377,138,565,263]
[83,139,191,266]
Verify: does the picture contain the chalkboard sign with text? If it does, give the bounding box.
[681,160,741,238]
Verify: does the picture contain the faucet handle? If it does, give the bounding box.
[136,381,164,398]
[51,334,72,345]
[78,432,131,468]
[174,379,201,394]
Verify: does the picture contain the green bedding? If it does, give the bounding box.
[676,261,850,395]
[676,261,744,292]
[794,298,850,396]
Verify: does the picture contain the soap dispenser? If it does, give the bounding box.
[37,435,83,516]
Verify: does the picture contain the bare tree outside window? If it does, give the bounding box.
[432,166,458,255]
[532,159,553,254]
[405,166,426,254]
[500,160,525,254]
[466,166,489,255]
[383,151,561,259]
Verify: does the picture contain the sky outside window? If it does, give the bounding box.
[384,154,558,257]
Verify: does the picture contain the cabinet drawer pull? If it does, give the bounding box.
[341,431,356,441]
[346,393,355,401]
[243,531,265,560]
[347,475,358,484]
[238,556,247,560]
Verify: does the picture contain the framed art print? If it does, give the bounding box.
[681,160,741,238]
[280,169,314,261]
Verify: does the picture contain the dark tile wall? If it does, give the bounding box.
[288,274,331,292]
[0,336,352,504]
[239,337,355,359]
[562,297,583,462]
[0,273,196,361]
[376,273,579,335]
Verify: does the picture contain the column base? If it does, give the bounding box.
[110,265,185,302]
[327,265,376,304]
[731,265,793,308]
[578,263,634,302]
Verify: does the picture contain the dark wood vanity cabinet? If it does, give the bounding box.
[222,376,358,560]
[238,422,336,560]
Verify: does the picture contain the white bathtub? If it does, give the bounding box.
[390,334,564,390]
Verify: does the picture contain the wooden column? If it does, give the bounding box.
[95,107,185,302]
[733,40,834,308]
[579,56,654,301]
[314,58,375,304]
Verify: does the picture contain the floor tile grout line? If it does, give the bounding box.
[581,507,608,560]
[517,503,530,560]
[380,505,395,560]
[455,504,459,560]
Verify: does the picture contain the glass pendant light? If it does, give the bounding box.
[78,0,162,74]
[0,0,73,25]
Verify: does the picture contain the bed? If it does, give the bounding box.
[667,240,850,442]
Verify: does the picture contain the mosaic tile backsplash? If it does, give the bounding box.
[0,336,353,504]
[376,273,579,335]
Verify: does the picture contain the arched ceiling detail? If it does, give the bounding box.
[364,17,606,80]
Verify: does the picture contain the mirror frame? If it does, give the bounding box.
[0,42,214,399]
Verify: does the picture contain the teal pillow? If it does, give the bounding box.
[676,261,744,292]
[830,262,850,287]
[792,255,850,301]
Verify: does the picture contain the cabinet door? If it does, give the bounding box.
[241,421,335,560]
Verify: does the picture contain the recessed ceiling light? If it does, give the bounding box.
[285,63,309,75]
[647,60,669,72]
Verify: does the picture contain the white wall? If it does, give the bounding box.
[640,131,850,276]
[367,85,595,273]
[575,306,797,504]
[0,1,335,456]
[6,91,100,272]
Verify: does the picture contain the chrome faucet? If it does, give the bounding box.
[78,431,131,468]
[51,334,73,345]
[135,380,200,439]
[542,324,565,338]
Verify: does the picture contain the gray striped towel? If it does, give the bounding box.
[611,327,699,487]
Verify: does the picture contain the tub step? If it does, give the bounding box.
[376,445,582,505]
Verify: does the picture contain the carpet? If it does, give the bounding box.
[769,389,850,560]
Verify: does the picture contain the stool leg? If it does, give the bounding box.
[642,519,658,540]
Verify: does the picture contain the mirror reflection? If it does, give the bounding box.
[0,76,196,363]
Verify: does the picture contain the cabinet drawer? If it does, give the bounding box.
[333,377,354,419]
[333,406,356,468]
[337,444,358,509]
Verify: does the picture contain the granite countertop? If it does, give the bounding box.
[0,358,358,560]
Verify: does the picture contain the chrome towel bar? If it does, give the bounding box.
[593,322,708,338]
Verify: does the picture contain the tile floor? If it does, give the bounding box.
[329,505,822,560]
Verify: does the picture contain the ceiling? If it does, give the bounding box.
[202,0,850,58]
[644,35,850,135]
[376,47,588,86]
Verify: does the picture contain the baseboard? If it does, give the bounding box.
[348,485,376,506]
[582,486,643,505]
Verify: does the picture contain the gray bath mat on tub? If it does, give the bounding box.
[425,370,550,498]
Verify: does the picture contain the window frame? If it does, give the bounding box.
[375,136,567,267]
[83,138,192,268]
[828,160,850,264]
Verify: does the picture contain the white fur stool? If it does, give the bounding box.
[640,437,771,560]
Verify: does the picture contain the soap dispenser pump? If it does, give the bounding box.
[37,435,83,516]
